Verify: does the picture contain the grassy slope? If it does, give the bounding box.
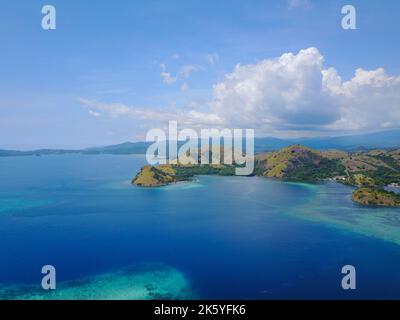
[133,146,400,207]
[132,165,176,187]
[262,145,345,181]
[352,188,400,207]
[132,164,236,187]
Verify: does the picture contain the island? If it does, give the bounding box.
[132,163,236,187]
[352,188,400,207]
[132,145,400,207]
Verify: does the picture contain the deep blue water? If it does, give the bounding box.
[1,154,400,299]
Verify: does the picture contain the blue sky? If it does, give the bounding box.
[0,0,399,149]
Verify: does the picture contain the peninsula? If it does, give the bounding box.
[132,145,400,207]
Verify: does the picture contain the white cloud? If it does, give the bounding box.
[82,48,400,137]
[160,63,177,84]
[159,63,201,85]
[209,48,339,133]
[80,98,164,121]
[78,98,223,129]
[178,65,201,79]
[325,67,400,131]
[88,110,101,117]
[206,47,400,135]
[160,72,177,84]
[206,53,219,66]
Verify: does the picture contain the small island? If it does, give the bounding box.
[352,188,400,207]
[133,145,400,207]
[132,164,236,187]
[132,165,178,187]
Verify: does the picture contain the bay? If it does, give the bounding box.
[1,154,400,299]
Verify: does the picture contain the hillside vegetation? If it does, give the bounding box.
[352,188,400,207]
[133,145,400,207]
[255,145,400,186]
[132,164,235,187]
[132,165,177,187]
[256,145,345,181]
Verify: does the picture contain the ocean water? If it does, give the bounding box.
[1,154,400,299]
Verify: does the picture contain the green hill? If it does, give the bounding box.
[132,164,235,187]
[352,188,400,207]
[258,145,345,181]
[133,145,400,207]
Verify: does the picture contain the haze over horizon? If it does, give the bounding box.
[2,128,400,152]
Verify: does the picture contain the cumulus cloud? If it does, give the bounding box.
[207,47,400,135]
[82,48,400,137]
[323,67,400,131]
[209,48,339,130]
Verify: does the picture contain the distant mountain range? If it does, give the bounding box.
[255,129,400,152]
[0,142,150,157]
[1,129,400,157]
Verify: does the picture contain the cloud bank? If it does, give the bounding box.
[81,47,400,137]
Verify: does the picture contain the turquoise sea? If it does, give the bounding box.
[1,154,400,299]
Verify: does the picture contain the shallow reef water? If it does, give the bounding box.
[290,182,400,245]
[0,264,195,300]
